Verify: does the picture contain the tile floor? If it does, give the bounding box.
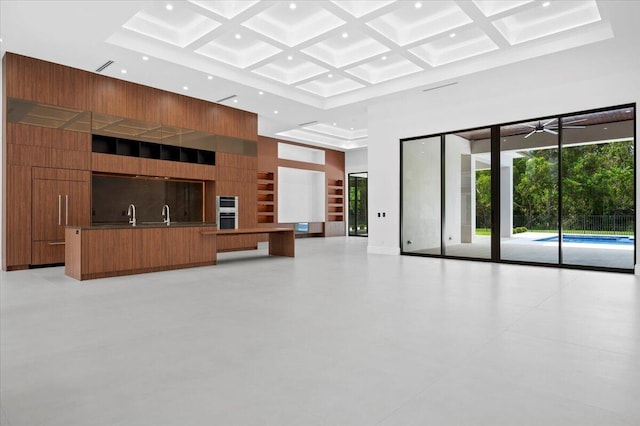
[1,237,639,425]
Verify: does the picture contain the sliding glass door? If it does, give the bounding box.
[402,136,441,255]
[443,131,491,259]
[400,104,635,272]
[500,119,559,264]
[560,107,635,269]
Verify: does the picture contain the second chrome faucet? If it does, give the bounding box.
[127,203,136,227]
[162,204,171,226]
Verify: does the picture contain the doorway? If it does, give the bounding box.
[349,172,368,237]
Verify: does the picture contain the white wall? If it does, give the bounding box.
[0,52,4,262]
[444,134,471,246]
[277,167,326,223]
[367,42,640,258]
[345,147,367,175]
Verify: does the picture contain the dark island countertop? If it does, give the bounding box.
[67,222,217,230]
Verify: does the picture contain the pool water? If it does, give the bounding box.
[535,234,635,245]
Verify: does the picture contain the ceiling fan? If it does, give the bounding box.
[524,118,586,138]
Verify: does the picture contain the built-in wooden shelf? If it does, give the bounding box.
[326,179,344,222]
[257,171,275,224]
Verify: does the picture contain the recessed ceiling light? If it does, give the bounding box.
[183,86,188,90]
[166,4,173,11]
[289,2,296,10]
[259,91,264,95]
[142,56,149,61]
[121,69,127,74]
[233,99,238,103]
[328,73,333,78]
[450,33,456,38]
[274,110,279,114]
[625,110,632,113]
[342,32,348,39]
[604,127,608,130]
[207,75,213,80]
[381,55,387,60]
[542,1,550,7]
[415,1,422,9]
[333,122,337,126]
[350,127,354,130]
[287,55,293,61]
[235,34,241,40]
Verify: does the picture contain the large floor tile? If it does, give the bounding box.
[1,237,639,425]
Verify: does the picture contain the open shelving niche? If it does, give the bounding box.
[92,134,215,165]
[257,171,275,224]
[327,178,344,222]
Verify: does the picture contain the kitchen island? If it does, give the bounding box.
[65,225,296,281]
[65,223,218,280]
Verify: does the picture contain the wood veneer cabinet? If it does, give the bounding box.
[65,226,217,280]
[31,168,90,265]
[216,152,259,251]
[3,52,263,269]
[5,53,90,110]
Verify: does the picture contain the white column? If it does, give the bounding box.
[461,154,472,243]
[500,160,513,237]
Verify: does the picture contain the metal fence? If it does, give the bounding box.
[504,215,636,234]
[477,215,635,234]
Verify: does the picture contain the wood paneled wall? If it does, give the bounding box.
[4,53,258,140]
[2,52,259,270]
[216,153,258,251]
[257,136,346,237]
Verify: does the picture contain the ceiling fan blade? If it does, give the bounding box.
[542,118,558,126]
[562,125,586,129]
[524,124,537,129]
[543,128,558,135]
[524,129,536,138]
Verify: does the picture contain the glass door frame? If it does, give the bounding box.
[348,172,368,237]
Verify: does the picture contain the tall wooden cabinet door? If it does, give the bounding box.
[32,178,65,242]
[32,179,67,264]
[31,174,90,265]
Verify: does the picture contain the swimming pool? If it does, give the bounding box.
[535,234,635,245]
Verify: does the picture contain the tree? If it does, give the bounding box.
[475,170,491,229]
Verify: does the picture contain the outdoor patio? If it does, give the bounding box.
[436,233,634,270]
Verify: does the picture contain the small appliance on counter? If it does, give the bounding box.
[216,196,238,229]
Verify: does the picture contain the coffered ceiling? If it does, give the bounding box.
[0,1,633,150]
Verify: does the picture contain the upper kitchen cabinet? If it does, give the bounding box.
[4,53,90,110]
[90,74,163,123]
[161,92,216,133]
[214,104,258,141]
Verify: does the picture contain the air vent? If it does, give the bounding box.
[422,82,458,92]
[216,94,237,103]
[95,60,114,73]
[298,121,318,127]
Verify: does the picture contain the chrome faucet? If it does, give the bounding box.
[162,204,170,226]
[127,203,136,226]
